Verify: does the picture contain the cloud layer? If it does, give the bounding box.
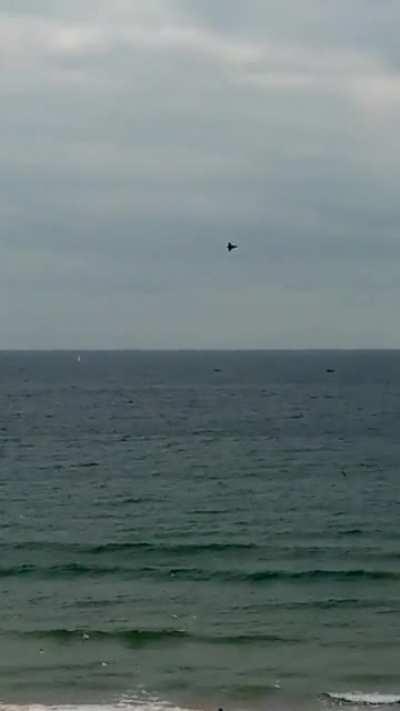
[2,1,400,348]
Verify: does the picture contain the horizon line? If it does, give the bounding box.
[1,347,400,353]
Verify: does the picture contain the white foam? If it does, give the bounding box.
[0,698,197,711]
[327,692,400,705]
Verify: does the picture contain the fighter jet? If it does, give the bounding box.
[227,242,238,252]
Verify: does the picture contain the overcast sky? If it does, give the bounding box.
[2,1,400,348]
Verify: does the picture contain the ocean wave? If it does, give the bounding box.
[0,562,399,582]
[44,595,395,614]
[5,542,400,565]
[11,627,300,646]
[163,567,400,583]
[227,681,282,698]
[5,541,256,555]
[0,699,195,711]
[18,628,189,645]
[89,541,256,555]
[244,569,400,583]
[0,563,122,578]
[326,692,400,705]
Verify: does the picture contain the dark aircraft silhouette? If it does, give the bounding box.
[227,242,238,252]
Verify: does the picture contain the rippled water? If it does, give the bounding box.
[0,351,399,710]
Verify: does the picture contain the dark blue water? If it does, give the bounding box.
[0,351,399,711]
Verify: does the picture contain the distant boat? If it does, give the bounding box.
[77,355,81,363]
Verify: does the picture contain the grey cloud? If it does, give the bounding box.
[179,1,400,58]
[1,1,400,347]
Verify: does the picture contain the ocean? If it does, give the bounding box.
[0,350,399,711]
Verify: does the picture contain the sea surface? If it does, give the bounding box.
[0,350,399,711]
